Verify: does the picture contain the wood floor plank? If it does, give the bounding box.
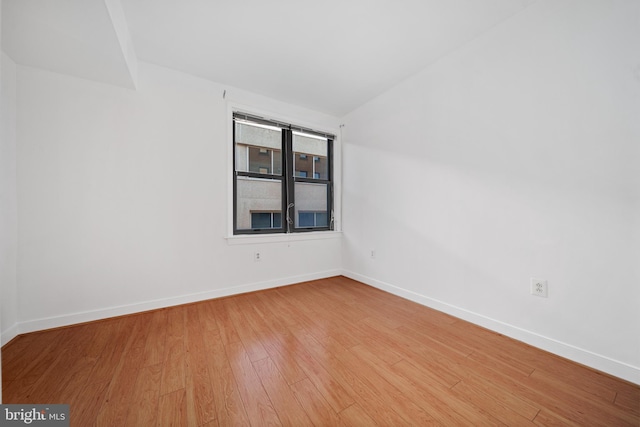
[525,369,638,426]
[224,340,281,426]
[532,409,581,426]
[281,287,364,353]
[86,317,137,384]
[338,403,381,426]
[22,347,78,403]
[81,318,122,360]
[272,287,335,334]
[243,303,308,385]
[389,360,490,426]
[2,276,637,427]
[335,346,442,426]
[224,298,270,363]
[96,347,145,426]
[457,354,632,427]
[349,344,476,426]
[355,318,462,388]
[252,357,313,426]
[196,298,221,336]
[210,298,241,346]
[289,378,341,426]
[358,337,403,365]
[158,389,188,427]
[293,328,423,426]
[454,371,540,420]
[125,363,162,426]
[448,319,618,400]
[201,327,250,427]
[450,380,537,426]
[72,380,111,427]
[396,323,476,358]
[143,309,169,367]
[286,329,356,413]
[615,388,640,415]
[160,307,186,395]
[2,346,68,402]
[184,304,217,426]
[1,328,67,392]
[54,355,101,406]
[1,333,44,378]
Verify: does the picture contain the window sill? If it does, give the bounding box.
[225,231,342,245]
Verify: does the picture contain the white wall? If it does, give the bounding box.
[0,52,17,347]
[342,0,640,383]
[12,61,341,336]
[1,0,19,401]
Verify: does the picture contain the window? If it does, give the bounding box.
[233,112,334,234]
[298,211,328,227]
[251,212,282,229]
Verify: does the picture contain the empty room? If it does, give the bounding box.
[1,0,638,425]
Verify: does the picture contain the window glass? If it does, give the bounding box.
[235,121,282,175]
[293,133,328,180]
[316,212,328,226]
[299,212,315,227]
[251,212,282,229]
[294,182,328,228]
[252,213,272,229]
[236,178,282,231]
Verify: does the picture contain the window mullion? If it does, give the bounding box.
[284,129,295,233]
[327,139,333,230]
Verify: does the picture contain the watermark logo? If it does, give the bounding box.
[0,405,68,426]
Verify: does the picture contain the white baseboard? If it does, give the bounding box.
[341,270,640,385]
[0,323,19,347]
[2,269,341,344]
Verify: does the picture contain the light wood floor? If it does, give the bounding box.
[2,276,638,426]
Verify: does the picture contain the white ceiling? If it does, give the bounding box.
[2,0,535,116]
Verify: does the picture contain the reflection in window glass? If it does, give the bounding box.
[298,212,327,227]
[294,182,328,228]
[251,212,282,229]
[293,132,328,180]
[235,121,282,175]
[236,178,282,230]
[299,212,314,227]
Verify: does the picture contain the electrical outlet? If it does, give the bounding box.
[370,249,376,259]
[530,278,548,297]
[254,251,261,262]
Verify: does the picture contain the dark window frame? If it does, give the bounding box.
[233,112,334,235]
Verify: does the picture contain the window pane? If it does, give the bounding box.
[294,182,328,228]
[299,212,315,227]
[247,147,282,174]
[316,212,328,226]
[236,177,282,230]
[251,213,272,229]
[235,121,282,175]
[295,153,311,178]
[293,133,328,180]
[250,212,282,229]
